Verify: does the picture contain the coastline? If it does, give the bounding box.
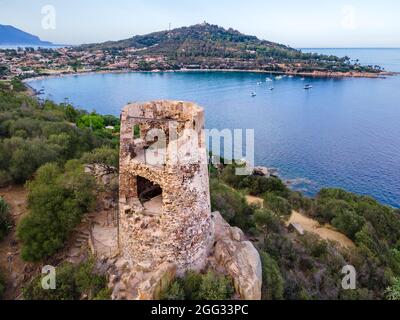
[22,67,396,85]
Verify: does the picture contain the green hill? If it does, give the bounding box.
[79,23,381,74]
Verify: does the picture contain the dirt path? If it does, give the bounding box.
[287,211,355,248]
[0,185,39,299]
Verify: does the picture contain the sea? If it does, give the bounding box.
[27,48,400,208]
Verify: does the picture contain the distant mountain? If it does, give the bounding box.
[0,24,53,46]
[78,23,382,74]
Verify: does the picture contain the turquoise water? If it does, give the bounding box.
[28,49,400,208]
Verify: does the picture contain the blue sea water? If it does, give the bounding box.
[27,48,400,208]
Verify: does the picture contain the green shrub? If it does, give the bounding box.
[0,270,6,299]
[210,179,254,231]
[77,114,105,131]
[161,271,234,300]
[0,84,117,187]
[260,251,284,300]
[197,271,234,300]
[180,271,203,300]
[386,277,400,300]
[17,161,96,261]
[0,197,12,241]
[220,164,290,198]
[159,281,185,300]
[263,192,292,217]
[0,170,12,188]
[331,208,365,239]
[253,208,281,234]
[80,146,119,168]
[23,259,109,300]
[288,191,312,212]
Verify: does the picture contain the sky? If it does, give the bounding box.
[0,0,399,47]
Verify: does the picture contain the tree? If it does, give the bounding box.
[0,197,12,241]
[386,277,400,300]
[263,192,292,217]
[159,282,185,300]
[0,270,5,299]
[80,146,119,168]
[23,259,109,300]
[260,251,284,300]
[17,161,96,261]
[160,271,234,300]
[210,179,254,232]
[77,114,105,131]
[197,271,234,300]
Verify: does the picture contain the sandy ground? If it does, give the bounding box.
[245,195,264,208]
[244,193,355,248]
[287,211,355,248]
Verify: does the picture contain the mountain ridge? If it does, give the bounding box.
[0,24,53,46]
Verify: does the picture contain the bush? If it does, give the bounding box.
[77,114,105,131]
[159,282,185,300]
[80,146,119,168]
[220,164,290,198]
[253,208,282,234]
[197,271,234,300]
[331,208,365,239]
[386,277,400,300]
[263,192,292,217]
[0,84,117,187]
[180,271,203,300]
[0,270,5,299]
[0,197,12,241]
[288,191,312,212]
[0,170,12,188]
[17,161,96,261]
[23,259,109,300]
[260,251,284,300]
[210,179,254,232]
[161,271,234,300]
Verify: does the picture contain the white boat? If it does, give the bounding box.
[266,77,273,82]
[304,84,313,90]
[269,87,274,90]
[300,77,305,81]
[275,75,283,80]
[257,81,263,85]
[288,75,294,78]
[251,91,257,97]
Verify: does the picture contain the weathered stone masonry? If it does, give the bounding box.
[119,100,213,275]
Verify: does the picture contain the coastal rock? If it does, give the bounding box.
[211,212,262,300]
[137,262,177,300]
[108,258,177,300]
[252,166,271,177]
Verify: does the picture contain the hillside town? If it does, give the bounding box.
[0,46,172,80]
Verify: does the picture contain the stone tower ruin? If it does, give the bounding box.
[119,100,213,275]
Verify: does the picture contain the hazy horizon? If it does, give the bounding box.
[1,0,399,48]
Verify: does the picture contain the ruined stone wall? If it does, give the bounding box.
[119,100,213,274]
